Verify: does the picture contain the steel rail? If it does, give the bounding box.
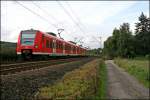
[0,58,83,75]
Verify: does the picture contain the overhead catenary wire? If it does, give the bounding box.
[15,1,87,47]
[31,1,60,24]
[92,36,102,48]
[65,1,87,31]
[31,1,79,40]
[15,1,58,29]
[56,0,90,47]
[56,0,85,35]
[65,1,90,45]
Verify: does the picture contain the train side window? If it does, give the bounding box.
[67,45,68,50]
[56,42,59,49]
[52,40,54,48]
[46,40,49,48]
[68,45,69,50]
[56,41,58,49]
[49,40,52,48]
[56,42,57,49]
[58,42,60,49]
[59,43,60,49]
[66,45,67,50]
[68,45,71,51]
[69,45,71,50]
[59,42,60,49]
[59,42,62,49]
[66,45,68,50]
[58,42,59,49]
[42,35,44,48]
[61,43,62,49]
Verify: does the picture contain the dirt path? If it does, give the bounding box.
[105,60,149,99]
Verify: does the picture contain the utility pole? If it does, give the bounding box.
[99,36,102,54]
[99,36,102,48]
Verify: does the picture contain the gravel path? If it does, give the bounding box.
[105,60,149,99]
[1,57,94,100]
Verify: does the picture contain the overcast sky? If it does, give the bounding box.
[1,1,149,49]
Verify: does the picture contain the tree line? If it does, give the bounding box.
[103,12,150,58]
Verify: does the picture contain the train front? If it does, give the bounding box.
[16,29,38,60]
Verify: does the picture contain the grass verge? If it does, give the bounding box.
[35,59,100,99]
[95,59,107,99]
[114,58,149,88]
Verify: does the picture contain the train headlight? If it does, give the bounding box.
[35,45,38,48]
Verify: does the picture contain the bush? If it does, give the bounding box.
[0,46,17,63]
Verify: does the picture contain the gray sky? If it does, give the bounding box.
[1,1,149,49]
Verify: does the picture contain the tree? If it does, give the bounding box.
[103,12,149,58]
[117,23,135,58]
[103,23,135,58]
[135,12,150,55]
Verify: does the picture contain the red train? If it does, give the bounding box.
[16,29,86,59]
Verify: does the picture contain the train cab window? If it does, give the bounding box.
[21,31,36,45]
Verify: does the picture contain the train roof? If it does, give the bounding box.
[21,29,86,50]
[39,30,86,49]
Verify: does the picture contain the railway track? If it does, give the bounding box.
[0,57,86,75]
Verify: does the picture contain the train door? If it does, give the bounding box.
[76,47,77,55]
[71,46,73,54]
[52,39,56,54]
[63,42,65,55]
[41,34,45,53]
[46,39,50,53]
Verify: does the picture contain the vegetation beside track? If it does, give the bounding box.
[1,58,93,100]
[102,13,149,59]
[114,58,149,88]
[35,59,99,99]
[95,59,107,99]
[35,59,107,99]
[0,41,17,63]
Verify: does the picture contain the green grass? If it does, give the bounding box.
[95,59,107,99]
[35,59,108,99]
[114,58,149,88]
[35,59,100,99]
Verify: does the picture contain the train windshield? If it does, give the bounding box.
[21,31,36,45]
